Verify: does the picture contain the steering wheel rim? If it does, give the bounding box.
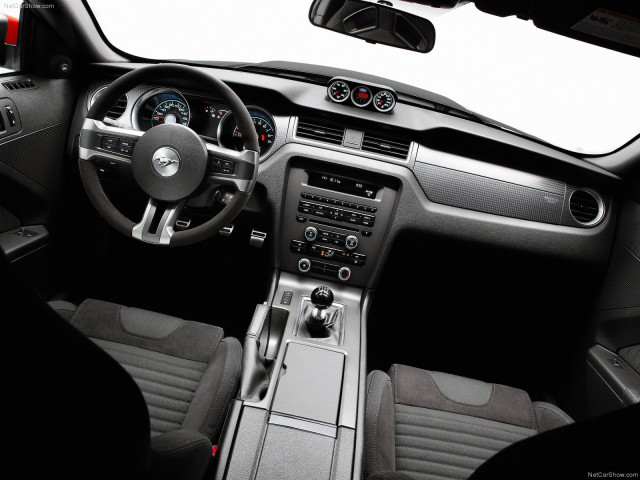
[78,63,259,247]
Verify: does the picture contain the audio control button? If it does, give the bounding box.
[361,215,375,227]
[304,226,318,242]
[298,258,311,273]
[345,235,359,250]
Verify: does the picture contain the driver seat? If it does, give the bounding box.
[46,298,241,478]
[4,245,240,479]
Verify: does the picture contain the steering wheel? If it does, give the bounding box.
[78,64,259,246]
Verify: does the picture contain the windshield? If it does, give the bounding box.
[86,0,640,155]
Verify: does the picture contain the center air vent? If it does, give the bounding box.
[361,132,410,159]
[569,189,604,226]
[296,119,344,145]
[105,95,128,120]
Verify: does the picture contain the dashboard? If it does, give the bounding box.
[82,66,620,288]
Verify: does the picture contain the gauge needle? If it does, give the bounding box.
[153,115,164,119]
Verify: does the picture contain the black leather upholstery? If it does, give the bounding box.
[48,298,242,479]
[365,365,573,480]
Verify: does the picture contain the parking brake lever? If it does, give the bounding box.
[239,304,270,402]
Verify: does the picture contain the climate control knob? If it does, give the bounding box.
[338,266,351,282]
[298,258,311,273]
[345,235,359,250]
[304,226,318,242]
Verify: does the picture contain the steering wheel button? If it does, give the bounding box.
[101,136,118,146]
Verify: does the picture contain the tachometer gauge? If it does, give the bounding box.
[328,80,350,103]
[373,90,396,112]
[351,86,372,107]
[218,107,276,155]
[134,89,191,131]
[151,99,190,127]
[232,115,275,154]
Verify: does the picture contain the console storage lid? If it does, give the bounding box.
[272,342,345,424]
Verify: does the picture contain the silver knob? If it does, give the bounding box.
[298,258,311,273]
[304,226,318,242]
[338,266,351,281]
[345,235,358,250]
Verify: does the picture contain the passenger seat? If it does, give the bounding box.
[365,364,573,480]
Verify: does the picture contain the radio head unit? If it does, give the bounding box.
[307,171,378,199]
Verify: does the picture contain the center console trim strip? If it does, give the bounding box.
[269,413,337,438]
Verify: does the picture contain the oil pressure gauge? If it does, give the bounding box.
[373,90,396,112]
[328,80,350,103]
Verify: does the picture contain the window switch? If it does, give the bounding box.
[5,106,16,127]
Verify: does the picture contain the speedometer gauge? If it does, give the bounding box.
[151,99,190,127]
[373,90,396,112]
[133,88,191,131]
[218,106,276,156]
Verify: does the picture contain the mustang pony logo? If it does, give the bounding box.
[154,155,178,167]
[151,147,181,176]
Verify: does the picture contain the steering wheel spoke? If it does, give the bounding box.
[132,198,185,245]
[205,142,258,193]
[79,118,144,165]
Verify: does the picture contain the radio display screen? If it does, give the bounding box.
[307,171,378,199]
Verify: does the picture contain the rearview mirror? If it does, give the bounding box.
[309,0,435,53]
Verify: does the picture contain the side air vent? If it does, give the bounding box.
[106,95,128,120]
[361,132,410,159]
[569,189,604,226]
[296,119,344,145]
[3,79,36,91]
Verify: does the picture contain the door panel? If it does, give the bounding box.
[0,75,75,228]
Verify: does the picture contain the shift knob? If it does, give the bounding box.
[309,286,335,333]
[311,286,334,311]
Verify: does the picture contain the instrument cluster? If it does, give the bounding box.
[131,88,276,155]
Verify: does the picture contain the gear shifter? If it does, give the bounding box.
[308,286,335,337]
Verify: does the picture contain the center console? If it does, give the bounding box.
[214,161,398,480]
[281,162,398,287]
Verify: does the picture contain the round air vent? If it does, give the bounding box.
[88,86,128,120]
[569,189,604,226]
[105,95,128,120]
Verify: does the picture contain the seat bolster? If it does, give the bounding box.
[365,370,396,478]
[69,299,223,362]
[389,364,536,429]
[367,472,416,480]
[48,300,77,322]
[150,429,212,480]
[532,401,574,433]
[182,337,242,439]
